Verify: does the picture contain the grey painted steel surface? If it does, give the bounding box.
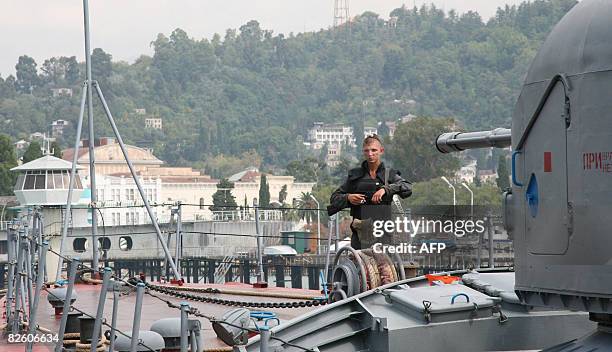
[150,317,182,349]
[180,303,189,352]
[24,236,34,314]
[5,225,15,329]
[259,327,271,352]
[57,83,87,280]
[129,282,146,352]
[212,308,250,346]
[114,331,165,352]
[12,229,25,334]
[93,82,181,281]
[26,240,48,352]
[108,286,119,352]
[174,204,183,275]
[56,259,80,352]
[236,270,594,352]
[254,200,265,283]
[83,0,100,272]
[91,267,112,352]
[510,0,612,312]
[432,0,612,317]
[436,128,511,153]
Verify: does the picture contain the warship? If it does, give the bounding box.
[3,0,612,351]
[237,0,612,350]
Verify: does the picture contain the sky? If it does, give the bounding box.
[0,0,528,77]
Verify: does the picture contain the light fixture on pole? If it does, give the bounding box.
[440,176,456,206]
[461,182,474,219]
[309,194,321,255]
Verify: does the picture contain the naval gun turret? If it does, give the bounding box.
[436,0,612,348]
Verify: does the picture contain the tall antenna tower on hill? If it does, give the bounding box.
[333,0,350,28]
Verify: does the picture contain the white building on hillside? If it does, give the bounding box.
[51,119,70,137]
[364,126,378,137]
[307,122,356,149]
[478,169,498,184]
[455,158,477,184]
[228,167,315,215]
[88,174,164,226]
[145,117,163,130]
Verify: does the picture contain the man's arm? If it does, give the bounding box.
[383,171,412,199]
[328,178,350,216]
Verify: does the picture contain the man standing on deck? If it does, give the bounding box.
[328,135,412,249]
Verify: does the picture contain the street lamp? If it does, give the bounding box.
[309,194,321,255]
[440,176,456,206]
[461,182,474,219]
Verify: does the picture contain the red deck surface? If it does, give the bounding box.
[1,282,322,351]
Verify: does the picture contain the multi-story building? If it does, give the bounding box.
[51,119,69,138]
[455,159,477,184]
[364,126,378,137]
[145,117,163,130]
[229,167,315,207]
[88,173,164,226]
[478,169,498,184]
[14,140,29,153]
[307,122,356,149]
[63,138,163,176]
[51,88,73,98]
[63,138,217,221]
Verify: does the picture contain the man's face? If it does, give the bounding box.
[363,140,384,165]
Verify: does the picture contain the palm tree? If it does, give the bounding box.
[295,192,318,225]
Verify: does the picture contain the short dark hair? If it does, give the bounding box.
[363,134,383,146]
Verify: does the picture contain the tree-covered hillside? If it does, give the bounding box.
[0,0,577,173]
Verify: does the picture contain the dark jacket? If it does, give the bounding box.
[327,161,412,217]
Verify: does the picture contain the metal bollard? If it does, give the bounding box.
[180,302,189,352]
[26,241,48,352]
[91,268,112,352]
[56,258,80,352]
[129,282,145,352]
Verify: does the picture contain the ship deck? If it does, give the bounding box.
[1,281,323,351]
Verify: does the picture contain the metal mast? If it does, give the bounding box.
[83,0,100,275]
[56,0,182,282]
[333,0,350,28]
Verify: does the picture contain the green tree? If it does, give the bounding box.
[15,55,39,94]
[51,141,62,158]
[63,56,80,85]
[258,174,270,207]
[387,117,460,182]
[0,135,17,195]
[404,179,501,207]
[22,141,42,163]
[286,158,323,183]
[91,48,113,89]
[295,192,317,224]
[496,155,510,190]
[210,178,238,212]
[0,0,578,175]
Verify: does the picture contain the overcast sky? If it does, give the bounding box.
[1,0,528,77]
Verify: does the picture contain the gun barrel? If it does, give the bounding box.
[436,128,511,153]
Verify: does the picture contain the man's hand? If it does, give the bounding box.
[371,188,386,204]
[348,194,366,205]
